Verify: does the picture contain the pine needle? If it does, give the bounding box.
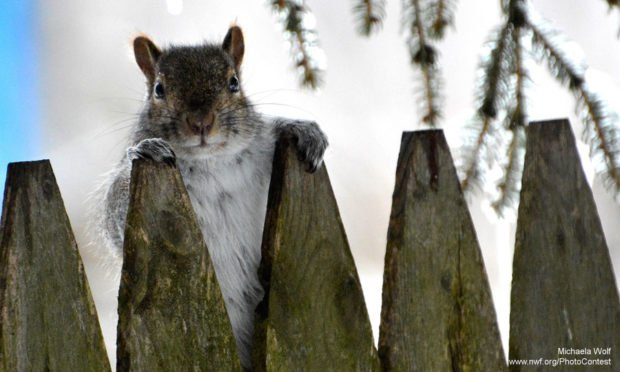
[460,22,514,191]
[428,0,457,39]
[271,0,324,89]
[511,32,527,130]
[492,124,525,214]
[492,23,528,213]
[577,90,620,191]
[353,0,386,36]
[530,15,620,193]
[529,21,584,90]
[460,115,493,192]
[478,22,514,119]
[404,0,443,127]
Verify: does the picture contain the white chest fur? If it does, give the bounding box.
[176,136,275,363]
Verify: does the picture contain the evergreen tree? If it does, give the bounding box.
[270,0,620,213]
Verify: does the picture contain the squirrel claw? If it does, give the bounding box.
[276,119,328,174]
[127,138,177,167]
[301,153,323,173]
[297,137,327,174]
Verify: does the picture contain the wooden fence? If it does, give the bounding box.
[0,119,618,371]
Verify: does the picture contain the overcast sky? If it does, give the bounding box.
[5,0,618,367]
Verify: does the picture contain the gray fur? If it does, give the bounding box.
[274,118,329,172]
[95,31,327,369]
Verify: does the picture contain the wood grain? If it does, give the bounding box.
[0,160,110,371]
[379,130,507,371]
[253,139,380,371]
[510,119,620,370]
[117,160,241,371]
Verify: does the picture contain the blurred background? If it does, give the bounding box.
[1,0,619,367]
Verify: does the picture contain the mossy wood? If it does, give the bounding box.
[117,160,241,371]
[253,139,380,371]
[379,131,507,371]
[0,160,110,372]
[510,119,620,369]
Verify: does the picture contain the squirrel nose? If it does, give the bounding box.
[187,112,215,135]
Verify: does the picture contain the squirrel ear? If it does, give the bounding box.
[222,26,244,70]
[133,36,161,82]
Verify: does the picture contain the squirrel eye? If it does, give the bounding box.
[154,82,165,99]
[229,75,240,93]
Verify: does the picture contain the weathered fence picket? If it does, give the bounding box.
[378,130,507,371]
[0,119,617,371]
[117,160,241,371]
[0,160,110,371]
[253,138,380,371]
[510,119,620,370]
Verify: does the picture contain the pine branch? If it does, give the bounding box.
[404,0,443,126]
[353,0,386,36]
[461,0,528,196]
[271,0,324,89]
[529,21,584,90]
[492,124,525,214]
[460,0,619,206]
[511,26,527,130]
[577,90,620,191]
[492,23,527,213]
[460,22,514,191]
[529,16,620,192]
[479,23,514,119]
[507,0,527,28]
[428,0,457,39]
[460,115,493,192]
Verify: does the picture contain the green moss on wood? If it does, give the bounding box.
[117,160,241,371]
[254,139,380,371]
[0,160,110,372]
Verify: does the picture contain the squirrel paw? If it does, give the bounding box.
[276,120,328,173]
[127,138,176,167]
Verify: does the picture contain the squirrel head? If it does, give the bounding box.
[133,26,258,159]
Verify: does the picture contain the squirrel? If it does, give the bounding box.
[95,25,328,369]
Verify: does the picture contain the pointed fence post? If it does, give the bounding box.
[510,119,620,369]
[379,130,507,371]
[253,138,380,371]
[116,160,241,371]
[0,160,110,371]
